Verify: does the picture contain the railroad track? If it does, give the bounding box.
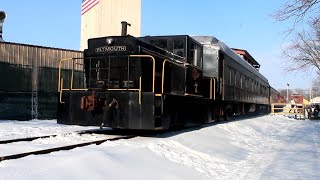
[0,134,136,162]
[0,116,247,163]
[0,126,170,162]
[0,128,125,144]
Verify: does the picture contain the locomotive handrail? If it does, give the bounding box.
[210,78,213,99]
[184,93,203,97]
[58,55,149,105]
[183,62,202,69]
[58,58,73,92]
[139,76,142,104]
[129,55,155,93]
[59,78,65,103]
[210,78,217,100]
[106,89,140,91]
[141,47,185,64]
[59,56,150,92]
[70,58,87,91]
[161,59,186,94]
[58,58,88,92]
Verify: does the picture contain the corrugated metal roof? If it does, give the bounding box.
[0,41,81,52]
[0,42,83,69]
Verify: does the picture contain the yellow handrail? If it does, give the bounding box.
[161,59,185,94]
[58,55,153,106]
[210,78,216,100]
[210,78,212,99]
[214,78,216,100]
[58,58,73,92]
[184,93,203,97]
[129,55,155,92]
[139,76,142,105]
[58,58,87,92]
[59,78,65,103]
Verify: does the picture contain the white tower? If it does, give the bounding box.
[80,0,141,50]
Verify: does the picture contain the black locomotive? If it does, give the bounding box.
[57,33,271,130]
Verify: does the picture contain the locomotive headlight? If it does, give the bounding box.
[106,38,114,45]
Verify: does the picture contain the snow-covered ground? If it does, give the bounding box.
[0,115,319,180]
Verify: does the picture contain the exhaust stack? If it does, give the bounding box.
[121,21,131,36]
[0,11,6,42]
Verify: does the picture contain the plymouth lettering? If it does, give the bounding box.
[95,46,127,52]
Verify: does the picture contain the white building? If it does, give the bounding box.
[310,96,320,104]
[80,0,141,50]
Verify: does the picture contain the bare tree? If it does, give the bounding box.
[310,80,320,98]
[283,22,320,73]
[312,74,320,86]
[275,1,320,73]
[278,88,294,98]
[274,0,320,30]
[294,88,310,97]
[278,89,289,96]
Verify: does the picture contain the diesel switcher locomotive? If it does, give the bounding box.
[57,33,272,130]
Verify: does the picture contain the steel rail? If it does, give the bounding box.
[0,135,136,162]
[0,128,114,145]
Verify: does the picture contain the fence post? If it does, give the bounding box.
[31,57,38,120]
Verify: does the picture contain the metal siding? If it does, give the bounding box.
[0,42,83,120]
[0,42,82,68]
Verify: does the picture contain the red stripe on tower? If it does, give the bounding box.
[81,0,100,15]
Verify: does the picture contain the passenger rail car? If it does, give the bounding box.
[192,36,270,116]
[143,35,270,117]
[57,34,271,130]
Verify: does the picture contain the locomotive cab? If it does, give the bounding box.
[141,35,204,96]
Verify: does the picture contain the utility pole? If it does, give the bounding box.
[287,83,289,103]
[310,87,312,104]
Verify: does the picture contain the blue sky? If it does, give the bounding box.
[0,0,316,90]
